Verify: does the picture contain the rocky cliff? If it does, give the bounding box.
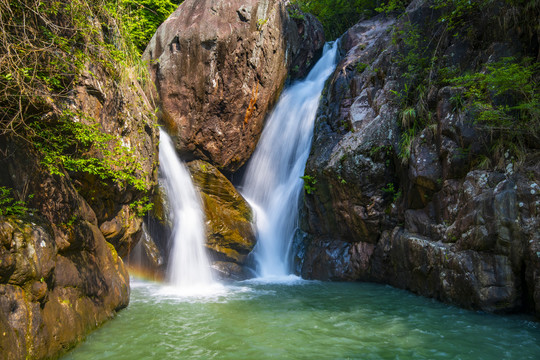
[297,0,540,317]
[143,0,324,173]
[0,1,159,358]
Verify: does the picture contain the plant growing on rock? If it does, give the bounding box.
[120,0,183,53]
[0,0,156,208]
[0,187,32,217]
[301,175,317,194]
[450,57,540,168]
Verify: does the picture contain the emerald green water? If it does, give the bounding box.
[64,278,540,359]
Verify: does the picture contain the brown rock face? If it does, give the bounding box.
[0,140,129,359]
[187,160,256,279]
[143,0,324,172]
[70,64,159,257]
[0,3,158,357]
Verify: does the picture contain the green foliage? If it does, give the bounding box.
[337,175,347,184]
[0,0,156,205]
[356,62,369,73]
[0,0,152,135]
[375,0,411,14]
[129,196,154,217]
[300,175,317,194]
[399,127,416,164]
[432,0,491,30]
[257,18,269,31]
[0,187,31,217]
[391,21,431,102]
[400,107,417,128]
[382,182,401,202]
[291,0,379,40]
[120,0,182,53]
[29,109,151,191]
[389,20,433,162]
[449,57,540,166]
[287,6,305,20]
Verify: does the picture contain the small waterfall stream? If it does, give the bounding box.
[241,42,339,278]
[158,129,214,289]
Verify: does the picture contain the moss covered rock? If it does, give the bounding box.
[187,160,256,279]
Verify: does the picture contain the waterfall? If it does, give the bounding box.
[241,42,339,278]
[159,129,214,288]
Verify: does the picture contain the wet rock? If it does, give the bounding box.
[99,205,143,257]
[187,160,256,279]
[211,261,248,281]
[370,228,519,312]
[143,0,324,172]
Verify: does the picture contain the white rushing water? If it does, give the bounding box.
[159,129,214,291]
[241,42,339,278]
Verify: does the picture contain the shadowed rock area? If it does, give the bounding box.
[0,2,159,356]
[0,141,131,359]
[296,0,540,317]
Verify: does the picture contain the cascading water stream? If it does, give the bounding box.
[241,42,339,278]
[158,129,214,290]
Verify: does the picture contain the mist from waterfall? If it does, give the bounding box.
[241,42,339,278]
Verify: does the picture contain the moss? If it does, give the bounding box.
[106,241,119,263]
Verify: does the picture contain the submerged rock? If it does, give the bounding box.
[187,160,256,279]
[143,0,324,172]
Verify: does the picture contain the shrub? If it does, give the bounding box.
[291,0,379,40]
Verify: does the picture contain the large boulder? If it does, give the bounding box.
[301,16,398,247]
[187,160,256,279]
[143,0,324,172]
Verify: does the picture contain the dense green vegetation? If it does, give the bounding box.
[0,186,32,217]
[291,0,380,40]
[120,0,183,52]
[0,0,160,216]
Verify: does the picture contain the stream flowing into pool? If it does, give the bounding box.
[64,278,540,360]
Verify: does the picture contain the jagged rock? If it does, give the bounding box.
[187,160,256,279]
[143,0,324,172]
[297,0,540,318]
[301,16,398,245]
[0,3,158,356]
